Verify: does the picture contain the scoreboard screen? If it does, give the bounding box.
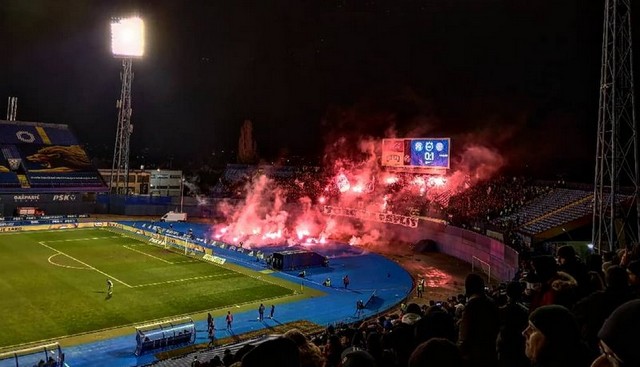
[382,138,450,170]
[409,138,450,168]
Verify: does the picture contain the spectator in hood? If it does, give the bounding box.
[529,255,579,311]
[557,245,590,298]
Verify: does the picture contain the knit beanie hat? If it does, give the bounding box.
[557,245,576,260]
[341,347,377,367]
[533,255,558,282]
[626,260,640,277]
[598,300,640,366]
[605,265,628,289]
[464,273,485,296]
[242,337,300,367]
[529,305,579,342]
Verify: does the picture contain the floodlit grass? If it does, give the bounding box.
[0,228,294,348]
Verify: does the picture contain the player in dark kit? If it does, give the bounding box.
[107,279,113,296]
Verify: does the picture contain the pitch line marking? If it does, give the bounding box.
[132,273,235,288]
[122,245,173,264]
[38,241,133,288]
[44,235,121,243]
[172,259,199,264]
[47,253,88,270]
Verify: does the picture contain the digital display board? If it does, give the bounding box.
[409,138,450,168]
[382,138,450,170]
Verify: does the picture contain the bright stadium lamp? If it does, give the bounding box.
[109,16,145,195]
[111,17,145,57]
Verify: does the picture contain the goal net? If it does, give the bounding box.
[471,256,492,285]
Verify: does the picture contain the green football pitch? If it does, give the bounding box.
[0,228,296,349]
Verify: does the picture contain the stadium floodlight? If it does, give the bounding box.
[109,16,144,195]
[111,17,145,57]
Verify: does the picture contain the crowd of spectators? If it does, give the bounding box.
[185,244,640,367]
[211,163,596,257]
[445,176,551,229]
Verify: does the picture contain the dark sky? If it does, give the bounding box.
[0,0,630,180]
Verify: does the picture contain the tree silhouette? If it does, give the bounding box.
[237,119,258,164]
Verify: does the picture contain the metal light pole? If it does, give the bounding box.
[180,176,185,213]
[156,168,163,196]
[592,0,639,252]
[109,17,145,195]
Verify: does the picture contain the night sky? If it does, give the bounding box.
[0,0,632,181]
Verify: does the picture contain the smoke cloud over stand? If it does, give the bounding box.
[210,129,506,250]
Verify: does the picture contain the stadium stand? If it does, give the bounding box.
[0,120,107,216]
[494,188,592,234]
[0,120,107,193]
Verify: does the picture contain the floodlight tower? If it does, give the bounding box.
[109,16,144,194]
[592,0,639,252]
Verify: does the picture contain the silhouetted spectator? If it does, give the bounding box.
[323,334,343,367]
[284,328,325,367]
[210,355,223,366]
[233,344,255,363]
[340,346,376,367]
[222,348,233,367]
[529,255,579,311]
[523,305,591,367]
[364,332,395,367]
[626,260,640,296]
[573,265,635,353]
[593,300,640,367]
[390,303,422,366]
[414,306,456,344]
[586,253,606,292]
[497,281,529,367]
[458,273,500,367]
[242,337,300,367]
[401,303,422,325]
[557,245,590,297]
[409,338,463,367]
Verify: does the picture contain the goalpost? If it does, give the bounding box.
[471,256,492,285]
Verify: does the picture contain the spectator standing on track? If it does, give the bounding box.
[343,274,350,288]
[270,304,275,319]
[226,311,233,331]
[417,277,425,298]
[207,324,215,348]
[258,303,265,321]
[207,312,213,330]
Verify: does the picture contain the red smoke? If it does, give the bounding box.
[210,134,506,249]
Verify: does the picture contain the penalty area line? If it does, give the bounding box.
[132,273,235,288]
[122,245,173,264]
[38,241,133,288]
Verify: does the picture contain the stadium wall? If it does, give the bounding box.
[329,217,518,282]
[411,221,518,281]
[420,221,518,281]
